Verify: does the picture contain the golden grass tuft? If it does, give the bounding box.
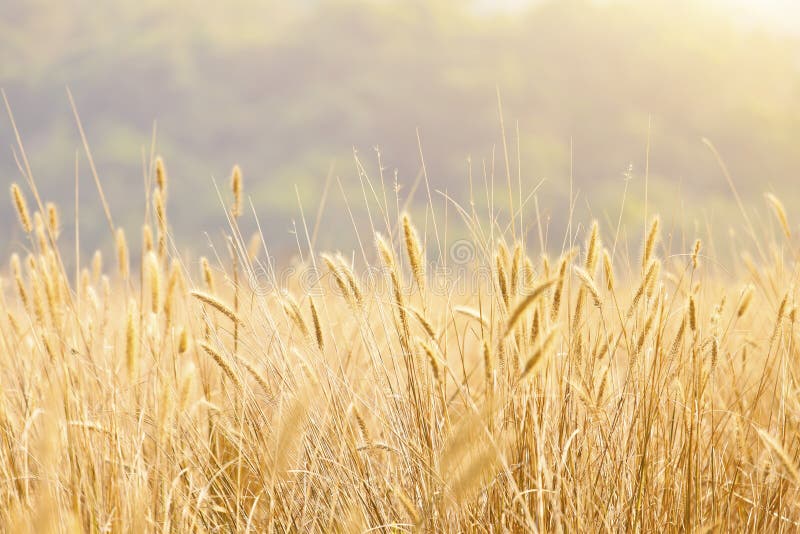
[3,161,800,533]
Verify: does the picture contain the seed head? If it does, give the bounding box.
[10,183,31,234]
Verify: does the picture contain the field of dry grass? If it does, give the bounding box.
[2,150,800,532]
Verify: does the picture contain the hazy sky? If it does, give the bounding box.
[476,0,800,34]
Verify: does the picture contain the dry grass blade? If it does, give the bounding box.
[454,306,489,327]
[765,193,791,239]
[755,427,800,485]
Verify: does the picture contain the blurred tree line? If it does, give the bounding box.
[1,0,798,262]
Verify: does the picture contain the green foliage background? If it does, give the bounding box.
[1,0,798,260]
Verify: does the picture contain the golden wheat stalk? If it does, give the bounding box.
[402,213,425,292]
[231,165,243,217]
[642,216,659,270]
[585,221,599,273]
[736,284,755,318]
[602,249,614,291]
[11,254,28,308]
[309,297,324,350]
[190,290,244,325]
[520,326,560,380]
[116,228,129,281]
[496,253,510,307]
[155,156,167,194]
[627,259,659,318]
[125,298,138,379]
[691,239,702,269]
[765,193,791,239]
[10,183,32,234]
[409,306,436,340]
[510,243,522,296]
[147,251,160,314]
[504,278,558,338]
[376,233,410,337]
[46,202,59,240]
[573,266,601,307]
[281,293,310,337]
[198,340,243,389]
[551,257,569,320]
[236,355,271,394]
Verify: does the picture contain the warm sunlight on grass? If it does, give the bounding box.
[2,0,800,531]
[2,139,800,529]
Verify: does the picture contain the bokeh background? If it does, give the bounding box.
[1,0,799,260]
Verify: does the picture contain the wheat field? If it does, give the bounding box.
[1,151,800,533]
